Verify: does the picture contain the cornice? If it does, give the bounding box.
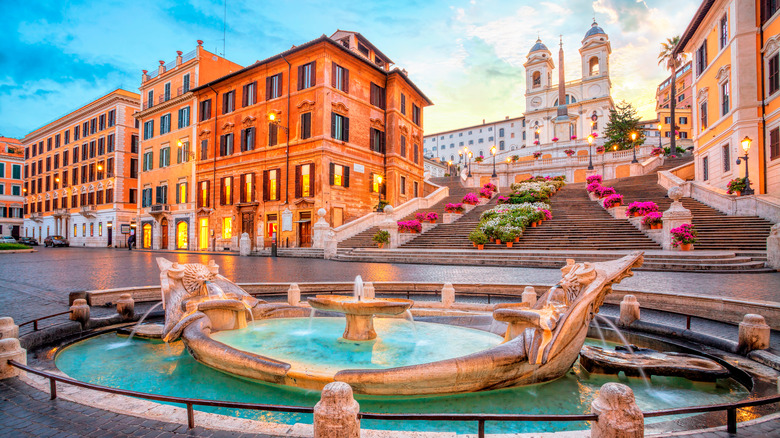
[134,92,194,119]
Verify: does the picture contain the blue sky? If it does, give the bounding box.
[0,0,699,139]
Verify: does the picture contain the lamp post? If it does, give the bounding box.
[587,135,594,170]
[631,132,638,163]
[467,151,473,178]
[490,146,497,177]
[376,175,384,211]
[657,123,663,154]
[447,160,453,178]
[736,136,754,195]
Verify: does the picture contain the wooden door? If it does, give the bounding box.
[242,213,254,243]
[160,218,168,249]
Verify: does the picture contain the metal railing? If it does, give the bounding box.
[18,310,72,332]
[8,358,780,436]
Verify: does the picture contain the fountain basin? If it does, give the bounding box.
[307,295,413,341]
[580,345,731,381]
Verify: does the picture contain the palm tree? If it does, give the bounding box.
[658,36,686,154]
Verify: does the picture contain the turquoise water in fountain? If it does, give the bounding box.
[211,318,503,374]
[55,322,750,434]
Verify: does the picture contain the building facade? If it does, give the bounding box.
[676,0,780,195]
[656,61,693,141]
[423,116,527,163]
[423,157,448,178]
[22,89,140,246]
[134,42,242,250]
[192,31,431,251]
[0,137,24,239]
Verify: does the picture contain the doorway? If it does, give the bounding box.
[160,218,168,249]
[199,218,209,250]
[297,211,312,247]
[107,227,112,247]
[176,221,188,250]
[242,212,254,244]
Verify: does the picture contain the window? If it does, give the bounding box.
[679,117,688,125]
[499,140,505,150]
[178,107,190,129]
[222,91,235,114]
[400,175,407,195]
[199,99,212,121]
[532,71,541,87]
[219,133,234,156]
[400,135,407,157]
[332,63,349,92]
[143,150,153,171]
[329,163,349,187]
[300,113,312,140]
[370,83,386,109]
[770,127,780,160]
[74,125,80,141]
[82,121,89,137]
[263,169,280,201]
[164,82,171,101]
[769,54,779,95]
[90,118,97,134]
[266,73,282,99]
[222,217,232,239]
[200,139,208,160]
[413,144,419,164]
[298,62,315,90]
[72,167,78,185]
[700,101,708,130]
[129,188,137,204]
[371,173,382,193]
[144,120,154,139]
[183,74,191,93]
[220,176,233,205]
[499,128,504,137]
[400,94,406,115]
[198,181,210,208]
[331,113,349,141]
[412,104,421,125]
[702,156,709,181]
[99,114,105,131]
[370,128,385,153]
[97,137,105,155]
[239,173,254,203]
[176,182,188,204]
[130,158,138,178]
[142,187,153,207]
[721,81,730,115]
[108,109,115,127]
[107,157,114,177]
[719,14,728,49]
[47,138,52,151]
[176,142,189,163]
[159,146,170,168]
[240,127,255,152]
[89,140,96,158]
[696,40,708,76]
[107,134,115,153]
[131,135,138,153]
[479,138,484,143]
[665,117,672,124]
[12,164,21,180]
[269,123,278,146]
[589,57,600,76]
[64,131,71,145]
[723,145,731,172]
[242,81,257,107]
[295,164,314,198]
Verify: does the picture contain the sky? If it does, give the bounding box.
[0,0,700,139]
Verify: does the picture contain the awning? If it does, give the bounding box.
[293,219,311,223]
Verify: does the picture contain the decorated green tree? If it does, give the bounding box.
[603,101,645,151]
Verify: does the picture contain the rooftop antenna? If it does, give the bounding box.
[221,0,227,57]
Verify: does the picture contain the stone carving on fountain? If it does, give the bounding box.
[580,345,730,381]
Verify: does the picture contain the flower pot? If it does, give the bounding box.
[477,244,484,250]
[495,239,502,244]
[377,243,384,249]
[531,222,537,227]
[651,223,662,230]
[633,212,642,217]
[678,243,692,251]
[733,191,741,196]
[514,237,520,243]
[472,242,476,247]
[429,220,436,224]
[536,221,542,226]
[506,242,513,248]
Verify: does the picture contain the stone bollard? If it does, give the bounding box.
[287,284,301,306]
[521,286,537,306]
[738,314,771,355]
[0,317,19,340]
[768,224,780,270]
[313,381,360,438]
[69,298,90,325]
[0,338,27,379]
[116,294,135,320]
[661,186,693,251]
[362,282,375,300]
[618,295,640,327]
[441,283,455,308]
[239,232,251,256]
[591,382,644,438]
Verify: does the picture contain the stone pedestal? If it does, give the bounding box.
[443,213,462,224]
[591,382,644,438]
[463,203,477,214]
[239,233,251,256]
[489,177,500,192]
[312,208,331,249]
[379,218,399,249]
[661,187,693,251]
[0,317,19,340]
[628,216,646,230]
[324,231,337,259]
[768,224,780,270]
[314,382,360,438]
[69,298,90,325]
[0,338,26,379]
[619,295,640,327]
[588,192,599,201]
[441,283,455,307]
[362,282,375,300]
[606,205,628,219]
[287,283,301,306]
[738,314,770,355]
[521,286,537,306]
[116,293,135,320]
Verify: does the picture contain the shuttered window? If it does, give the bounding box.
[301,113,312,139]
[220,176,233,205]
[298,62,316,90]
[266,74,282,99]
[400,94,406,115]
[770,127,780,160]
[370,83,386,109]
[329,163,350,188]
[331,63,349,92]
[198,181,210,208]
[370,128,385,153]
[219,133,234,156]
[241,127,255,152]
[239,173,255,203]
[295,163,314,198]
[331,113,349,141]
[263,169,281,201]
[242,81,257,107]
[222,91,235,114]
[412,104,421,125]
[199,99,212,121]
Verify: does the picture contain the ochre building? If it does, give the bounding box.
[0,137,24,239]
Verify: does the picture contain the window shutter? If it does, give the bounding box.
[330,113,336,139]
[206,181,210,207]
[369,172,374,192]
[344,166,350,188]
[297,65,304,91]
[381,131,386,153]
[343,117,349,142]
[228,176,233,205]
[252,81,257,104]
[311,61,316,86]
[343,69,349,93]
[309,163,315,196]
[250,173,256,201]
[262,171,269,201]
[295,165,302,198]
[329,162,335,185]
[220,178,225,204]
[239,174,246,202]
[242,85,247,107]
[222,93,228,114]
[266,77,272,100]
[275,169,281,200]
[240,129,246,152]
[249,127,255,150]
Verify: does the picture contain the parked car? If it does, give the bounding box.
[44,235,69,247]
[17,237,38,246]
[0,236,18,244]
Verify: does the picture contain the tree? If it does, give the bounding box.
[658,36,687,154]
[603,101,645,151]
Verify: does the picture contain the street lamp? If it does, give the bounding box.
[736,136,754,195]
[467,151,473,178]
[657,123,663,153]
[630,132,638,163]
[490,146,497,177]
[587,135,594,170]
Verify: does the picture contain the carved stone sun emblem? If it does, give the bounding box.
[182,264,216,293]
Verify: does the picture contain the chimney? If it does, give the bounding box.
[482,119,485,124]
[176,50,183,66]
[197,40,203,46]
[142,70,149,83]
[158,60,165,75]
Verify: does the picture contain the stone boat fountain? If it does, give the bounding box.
[154,252,646,395]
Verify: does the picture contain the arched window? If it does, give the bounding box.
[176,221,188,250]
[589,56,600,76]
[532,71,541,87]
[554,95,577,106]
[499,140,505,150]
[142,223,152,248]
[499,128,505,137]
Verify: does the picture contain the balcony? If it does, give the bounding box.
[80,205,97,218]
[150,203,170,219]
[30,212,43,222]
[53,208,69,218]
[143,101,154,110]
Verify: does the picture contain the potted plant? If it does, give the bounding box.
[463,193,480,205]
[372,230,390,248]
[497,195,510,204]
[586,182,602,193]
[479,187,493,198]
[651,147,663,156]
[592,132,599,138]
[426,212,439,223]
[551,137,559,142]
[511,155,520,163]
[533,151,542,159]
[474,156,485,163]
[445,202,465,213]
[596,146,605,154]
[595,186,616,198]
[626,201,659,217]
[586,174,603,185]
[603,193,624,208]
[469,230,488,250]
[570,135,577,140]
[502,230,518,248]
[670,223,698,251]
[415,212,427,222]
[727,177,746,196]
[483,182,497,192]
[533,140,540,145]
[563,149,575,157]
[643,212,663,230]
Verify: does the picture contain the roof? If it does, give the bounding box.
[330,30,394,65]
[584,21,606,38]
[192,34,432,105]
[674,0,717,55]
[423,115,525,138]
[529,39,549,54]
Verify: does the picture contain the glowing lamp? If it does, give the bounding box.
[741,136,752,153]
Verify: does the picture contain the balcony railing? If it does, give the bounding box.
[80,205,97,217]
[143,101,153,110]
[150,204,170,213]
[53,208,69,217]
[30,212,43,222]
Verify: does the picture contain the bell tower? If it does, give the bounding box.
[580,20,611,80]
